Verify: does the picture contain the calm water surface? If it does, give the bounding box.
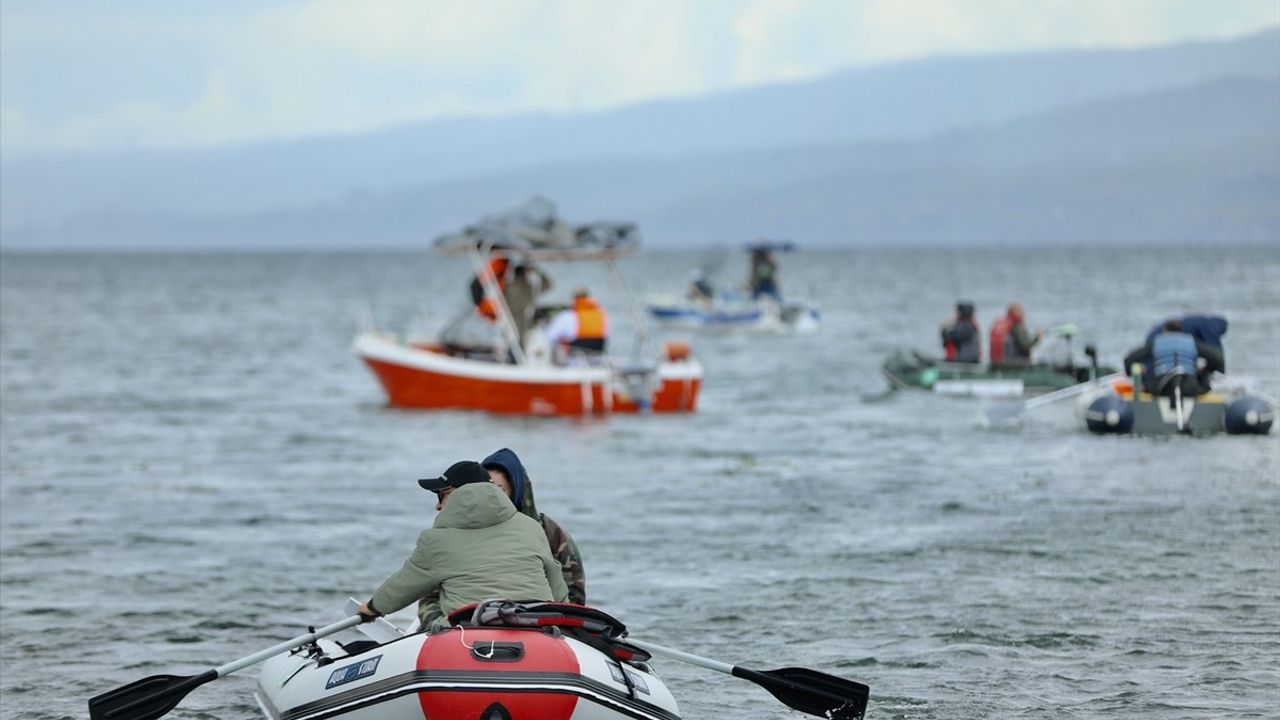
[1,246,1278,719]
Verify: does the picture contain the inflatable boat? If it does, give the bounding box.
[1079,377,1274,437]
[255,602,680,720]
[90,599,870,720]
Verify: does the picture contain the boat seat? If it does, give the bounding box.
[338,639,381,657]
[447,600,652,664]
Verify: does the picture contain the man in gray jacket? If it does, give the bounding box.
[504,263,553,352]
[357,461,568,627]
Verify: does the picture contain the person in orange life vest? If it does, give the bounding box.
[544,288,609,356]
[469,255,511,321]
[989,301,1042,364]
[939,301,980,363]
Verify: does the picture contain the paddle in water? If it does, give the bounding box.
[88,615,363,720]
[624,638,870,719]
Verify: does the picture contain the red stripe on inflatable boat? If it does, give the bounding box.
[416,628,580,719]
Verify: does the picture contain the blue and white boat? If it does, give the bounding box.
[647,291,821,333]
[646,240,820,333]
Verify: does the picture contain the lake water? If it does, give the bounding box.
[1,245,1278,719]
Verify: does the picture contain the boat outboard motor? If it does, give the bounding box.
[1084,393,1134,434]
[1084,344,1099,380]
[1224,395,1275,435]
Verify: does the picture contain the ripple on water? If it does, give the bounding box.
[3,248,1278,720]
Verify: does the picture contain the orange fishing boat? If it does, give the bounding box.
[354,199,702,416]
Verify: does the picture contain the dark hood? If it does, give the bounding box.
[482,447,540,520]
[1146,314,1229,348]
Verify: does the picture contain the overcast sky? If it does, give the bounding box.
[2,0,1277,157]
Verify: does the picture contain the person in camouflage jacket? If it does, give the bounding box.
[416,447,586,628]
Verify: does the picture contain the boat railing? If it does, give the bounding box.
[450,228,663,370]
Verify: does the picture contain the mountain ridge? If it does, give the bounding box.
[2,28,1276,249]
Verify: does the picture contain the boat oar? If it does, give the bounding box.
[984,371,1123,425]
[624,638,869,720]
[88,615,363,720]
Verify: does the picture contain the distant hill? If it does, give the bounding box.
[2,28,1277,250]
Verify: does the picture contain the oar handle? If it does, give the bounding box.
[215,615,363,677]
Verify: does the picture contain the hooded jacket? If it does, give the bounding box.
[482,447,586,606]
[1145,315,1228,370]
[370,482,568,625]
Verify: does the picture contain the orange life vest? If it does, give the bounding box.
[573,297,606,340]
[473,257,510,321]
[989,316,1012,363]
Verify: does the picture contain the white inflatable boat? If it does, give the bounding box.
[255,601,679,720]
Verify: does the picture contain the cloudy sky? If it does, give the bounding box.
[2,0,1277,157]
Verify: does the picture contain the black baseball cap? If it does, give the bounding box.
[418,460,491,492]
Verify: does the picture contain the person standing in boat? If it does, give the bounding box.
[356,460,569,628]
[416,448,587,628]
[503,262,554,354]
[748,247,780,301]
[989,302,1042,364]
[544,287,609,362]
[1123,318,1224,398]
[940,301,981,363]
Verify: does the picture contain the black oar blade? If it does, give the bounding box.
[89,670,217,720]
[734,666,870,720]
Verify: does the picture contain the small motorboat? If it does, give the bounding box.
[1078,376,1275,437]
[883,326,1116,398]
[1075,313,1275,436]
[882,351,1115,398]
[646,240,820,334]
[355,199,703,416]
[646,291,821,334]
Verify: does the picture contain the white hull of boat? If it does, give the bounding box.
[256,624,680,720]
[646,298,820,334]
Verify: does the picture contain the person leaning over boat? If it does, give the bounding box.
[503,262,553,353]
[940,301,981,363]
[416,447,587,628]
[1122,318,1224,398]
[544,287,609,362]
[356,460,569,628]
[990,302,1042,364]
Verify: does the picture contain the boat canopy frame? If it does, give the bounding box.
[450,235,658,369]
